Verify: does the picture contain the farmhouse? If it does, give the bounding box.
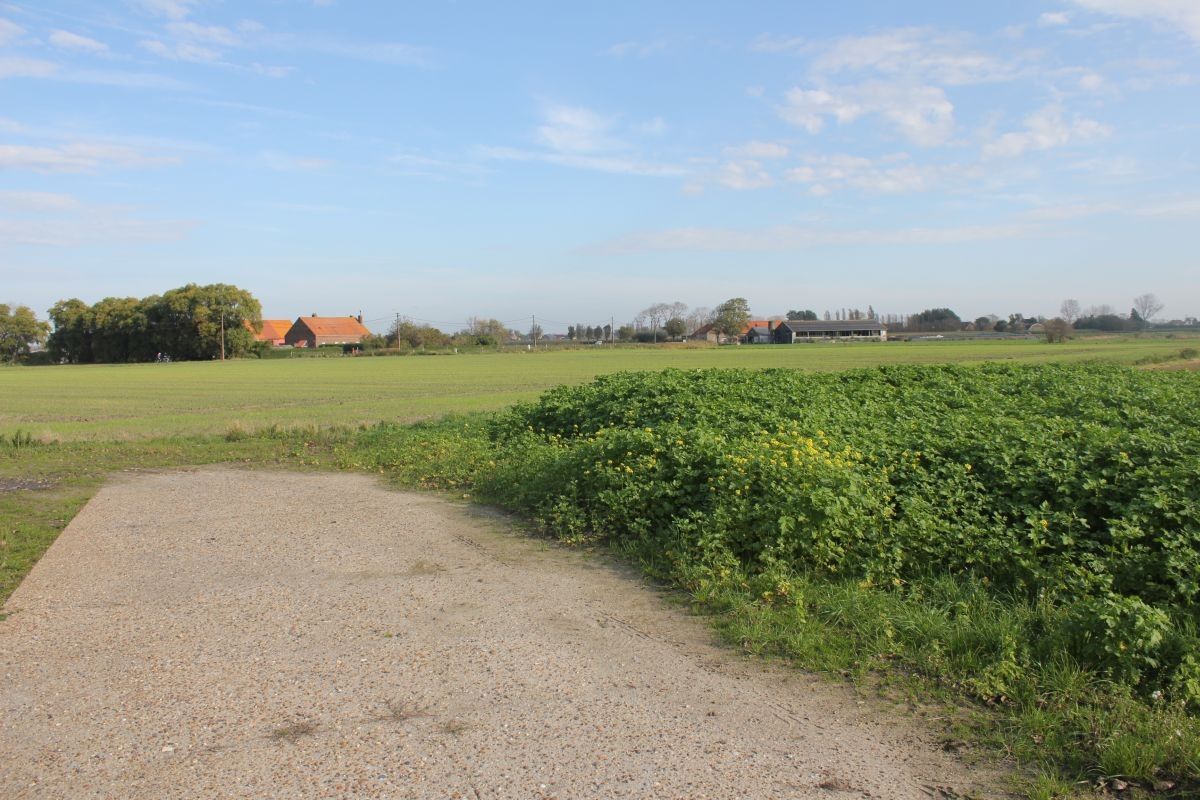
[688,323,721,343]
[284,314,372,348]
[774,320,887,342]
[244,319,292,346]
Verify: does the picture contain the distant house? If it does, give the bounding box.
[774,320,887,343]
[284,314,372,348]
[245,319,292,346]
[688,323,721,343]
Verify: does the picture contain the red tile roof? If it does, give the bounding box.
[246,319,292,341]
[291,316,372,338]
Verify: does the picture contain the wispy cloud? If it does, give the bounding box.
[779,82,956,146]
[48,30,110,54]
[983,104,1111,158]
[0,141,180,172]
[1038,12,1072,27]
[0,190,81,212]
[132,0,198,21]
[761,27,1030,86]
[0,55,60,79]
[0,212,196,246]
[784,153,972,195]
[607,39,669,58]
[0,16,26,45]
[723,140,789,159]
[1069,0,1200,43]
[593,221,1043,255]
[479,145,687,178]
[536,105,624,153]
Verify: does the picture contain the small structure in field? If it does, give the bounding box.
[284,314,372,348]
[774,320,887,343]
[245,319,292,346]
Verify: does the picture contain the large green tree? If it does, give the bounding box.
[46,298,93,363]
[0,304,50,362]
[713,297,752,338]
[145,283,261,360]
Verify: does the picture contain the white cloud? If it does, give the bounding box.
[0,191,81,212]
[1079,72,1105,90]
[784,153,963,194]
[0,215,195,246]
[250,63,292,78]
[536,105,623,154]
[807,27,1025,85]
[607,40,668,58]
[133,0,197,20]
[139,39,221,63]
[1136,198,1200,216]
[1070,0,1200,43]
[478,145,686,178]
[0,56,60,79]
[166,21,240,46]
[780,83,955,146]
[983,104,1111,158]
[48,30,110,54]
[0,17,25,45]
[0,141,179,172]
[595,221,1041,255]
[716,161,773,190]
[1038,12,1072,26]
[261,152,332,171]
[724,140,789,159]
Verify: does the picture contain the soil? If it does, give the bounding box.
[0,468,1000,799]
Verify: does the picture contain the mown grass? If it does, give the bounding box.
[1,336,1192,441]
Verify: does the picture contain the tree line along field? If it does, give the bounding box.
[0,336,1193,441]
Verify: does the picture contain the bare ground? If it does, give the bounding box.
[1,468,1000,799]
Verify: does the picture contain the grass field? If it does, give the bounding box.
[3,336,1199,797]
[1,336,1193,440]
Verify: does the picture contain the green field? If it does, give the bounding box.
[1,337,1192,440]
[3,336,1199,796]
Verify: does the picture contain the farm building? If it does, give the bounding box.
[744,325,773,344]
[244,319,292,346]
[774,320,887,342]
[688,323,721,343]
[284,314,372,348]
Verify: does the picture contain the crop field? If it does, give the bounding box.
[3,336,1199,793]
[342,361,1200,787]
[0,336,1192,441]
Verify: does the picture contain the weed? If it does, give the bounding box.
[269,719,318,742]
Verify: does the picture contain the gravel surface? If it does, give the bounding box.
[1,468,995,799]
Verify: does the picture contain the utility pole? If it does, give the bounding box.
[220,311,225,361]
[532,314,537,347]
[611,316,615,344]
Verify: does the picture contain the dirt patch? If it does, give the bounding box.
[0,468,1001,799]
[0,477,55,493]
[1143,358,1200,371]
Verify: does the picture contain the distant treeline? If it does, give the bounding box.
[47,283,261,363]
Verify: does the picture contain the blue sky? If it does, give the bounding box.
[2,0,1198,332]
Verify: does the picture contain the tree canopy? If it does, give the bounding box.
[0,304,50,362]
[713,297,752,337]
[46,283,262,363]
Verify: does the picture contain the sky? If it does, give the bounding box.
[1,0,1199,333]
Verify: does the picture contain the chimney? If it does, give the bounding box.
[311,312,317,317]
[356,312,363,323]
